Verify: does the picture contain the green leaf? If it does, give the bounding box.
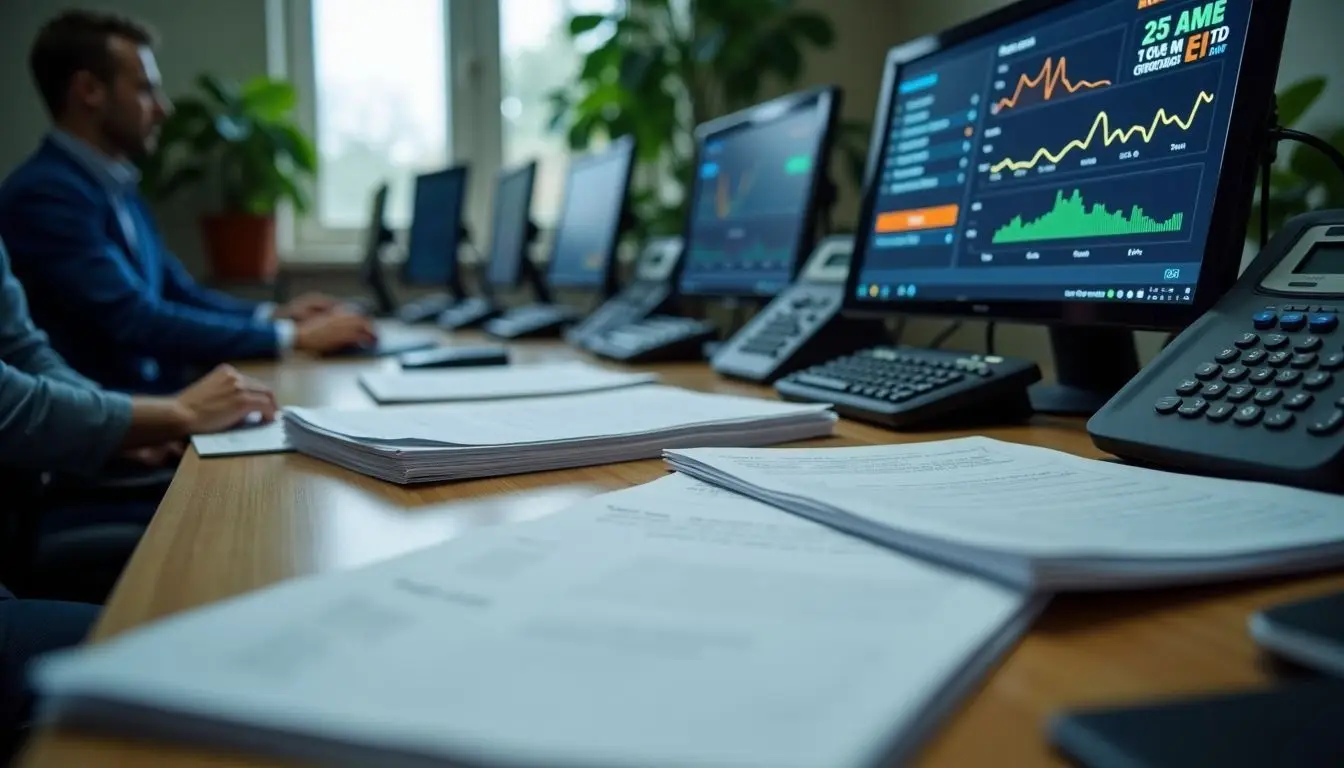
[196,73,238,108]
[240,78,298,120]
[568,13,609,36]
[1276,76,1326,128]
[784,11,834,47]
[271,123,318,173]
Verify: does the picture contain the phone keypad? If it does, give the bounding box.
[1154,316,1343,436]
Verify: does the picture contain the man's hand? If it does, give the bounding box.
[174,365,278,434]
[294,311,378,354]
[274,292,341,322]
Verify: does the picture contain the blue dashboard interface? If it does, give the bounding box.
[486,166,535,287]
[549,146,632,288]
[403,169,466,286]
[852,0,1253,307]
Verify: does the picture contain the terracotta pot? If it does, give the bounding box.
[200,214,278,281]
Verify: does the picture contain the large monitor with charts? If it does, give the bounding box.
[547,136,636,296]
[845,0,1288,330]
[401,166,469,294]
[486,161,538,290]
[676,86,842,298]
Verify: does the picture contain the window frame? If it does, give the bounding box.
[279,0,504,263]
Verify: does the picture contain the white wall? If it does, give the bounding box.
[0,0,270,274]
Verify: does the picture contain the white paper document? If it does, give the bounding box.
[284,386,837,483]
[358,362,659,404]
[666,437,1344,590]
[191,418,293,457]
[36,475,1035,768]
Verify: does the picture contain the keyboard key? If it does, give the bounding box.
[1233,404,1264,425]
[1308,409,1344,436]
[1295,335,1324,352]
[1308,313,1339,333]
[1221,365,1249,383]
[1303,372,1334,391]
[1262,333,1290,349]
[1226,384,1255,403]
[791,373,851,392]
[1154,396,1182,414]
[1206,402,1237,422]
[1321,352,1344,372]
[1234,332,1260,349]
[1201,382,1228,400]
[1267,351,1292,367]
[1177,398,1208,418]
[1241,349,1267,366]
[1194,362,1222,380]
[1249,367,1276,385]
[1176,378,1202,395]
[1291,353,1318,369]
[1275,369,1303,387]
[1252,311,1277,330]
[1286,304,1312,312]
[1285,392,1315,411]
[1279,313,1307,332]
[1254,388,1283,405]
[1214,347,1240,364]
[1264,411,1295,431]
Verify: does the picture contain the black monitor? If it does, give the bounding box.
[485,161,540,295]
[547,136,636,297]
[844,0,1290,412]
[359,182,396,316]
[401,166,469,297]
[676,86,842,299]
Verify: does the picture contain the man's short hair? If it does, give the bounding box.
[29,10,157,118]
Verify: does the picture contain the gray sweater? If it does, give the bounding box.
[0,238,131,474]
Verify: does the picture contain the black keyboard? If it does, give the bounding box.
[775,347,1042,429]
[483,304,579,339]
[585,315,718,363]
[437,298,499,330]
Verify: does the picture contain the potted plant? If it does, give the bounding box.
[548,0,865,240]
[1249,75,1343,243]
[140,74,317,281]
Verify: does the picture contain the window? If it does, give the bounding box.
[499,0,621,224]
[286,0,621,260]
[310,0,449,230]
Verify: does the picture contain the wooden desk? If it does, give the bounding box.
[21,334,1344,767]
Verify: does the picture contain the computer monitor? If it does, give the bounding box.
[485,161,539,294]
[547,136,636,297]
[359,182,396,316]
[676,86,842,299]
[844,0,1290,412]
[401,166,469,297]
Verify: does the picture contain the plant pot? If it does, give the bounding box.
[200,213,278,281]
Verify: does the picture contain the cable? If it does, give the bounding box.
[1274,127,1344,181]
[984,322,997,356]
[1258,119,1344,246]
[1260,141,1273,250]
[928,321,962,350]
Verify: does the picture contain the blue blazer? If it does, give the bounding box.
[0,137,280,393]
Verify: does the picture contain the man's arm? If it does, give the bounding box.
[157,238,267,317]
[0,361,133,475]
[0,238,99,389]
[2,183,281,362]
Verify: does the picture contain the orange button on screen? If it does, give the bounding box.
[874,204,960,234]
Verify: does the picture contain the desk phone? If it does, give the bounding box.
[567,237,683,350]
[1090,211,1344,492]
[711,235,886,383]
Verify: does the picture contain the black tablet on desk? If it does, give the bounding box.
[1250,591,1344,678]
[1048,681,1344,768]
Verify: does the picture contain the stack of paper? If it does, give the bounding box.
[359,361,658,404]
[284,386,837,484]
[665,436,1344,591]
[34,475,1039,768]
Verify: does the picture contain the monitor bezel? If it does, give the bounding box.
[675,85,843,299]
[841,0,1293,331]
[486,160,538,289]
[401,165,470,289]
[546,135,636,296]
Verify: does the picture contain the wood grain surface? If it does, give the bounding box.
[20,330,1344,767]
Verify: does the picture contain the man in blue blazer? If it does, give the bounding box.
[0,11,376,393]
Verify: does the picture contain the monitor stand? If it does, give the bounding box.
[1029,326,1140,416]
